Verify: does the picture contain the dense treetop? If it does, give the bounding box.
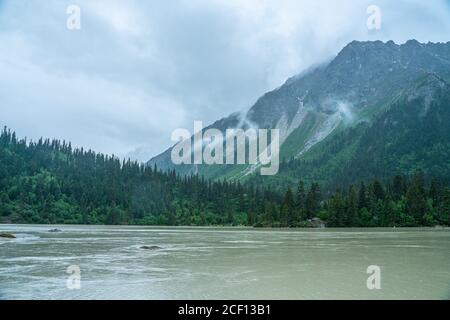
[1,127,448,227]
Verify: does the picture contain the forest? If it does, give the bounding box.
[1,127,449,227]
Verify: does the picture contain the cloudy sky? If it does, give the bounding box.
[1,0,449,161]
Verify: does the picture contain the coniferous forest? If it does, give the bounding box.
[0,127,449,227]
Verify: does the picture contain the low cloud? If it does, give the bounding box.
[0,0,449,161]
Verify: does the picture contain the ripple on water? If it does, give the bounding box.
[1,225,449,299]
[7,233,40,241]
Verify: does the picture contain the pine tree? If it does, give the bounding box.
[279,204,289,227]
[283,188,295,227]
[381,194,396,227]
[358,182,368,209]
[406,171,427,224]
[346,185,359,226]
[327,189,345,227]
[392,175,406,201]
[305,182,321,219]
[439,188,450,225]
[429,178,442,204]
[372,179,385,201]
[296,181,306,222]
[2,127,449,228]
[247,210,256,226]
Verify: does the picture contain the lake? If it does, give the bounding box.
[0,225,449,299]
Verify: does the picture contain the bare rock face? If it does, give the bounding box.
[0,232,16,238]
[148,40,450,187]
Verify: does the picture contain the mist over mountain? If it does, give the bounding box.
[149,40,450,191]
[2,40,450,228]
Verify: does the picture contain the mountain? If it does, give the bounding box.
[0,127,280,225]
[1,126,449,227]
[149,40,450,191]
[250,72,450,192]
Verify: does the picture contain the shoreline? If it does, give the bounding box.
[1,223,449,230]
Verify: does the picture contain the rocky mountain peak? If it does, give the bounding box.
[149,40,450,182]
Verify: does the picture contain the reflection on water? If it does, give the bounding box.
[0,225,449,300]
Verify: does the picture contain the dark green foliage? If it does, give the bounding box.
[1,127,448,227]
[324,172,449,227]
[0,127,279,226]
[346,186,359,226]
[282,187,295,227]
[429,178,442,204]
[296,181,307,221]
[246,74,450,198]
[305,183,321,219]
[440,189,450,225]
[150,41,450,187]
[406,171,427,224]
[327,189,345,227]
[392,175,406,201]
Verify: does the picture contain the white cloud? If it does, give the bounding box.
[0,0,449,161]
[85,0,143,36]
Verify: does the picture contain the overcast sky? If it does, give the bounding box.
[1,0,449,161]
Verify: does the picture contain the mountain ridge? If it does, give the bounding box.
[149,39,450,190]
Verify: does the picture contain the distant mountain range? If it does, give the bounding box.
[149,40,450,192]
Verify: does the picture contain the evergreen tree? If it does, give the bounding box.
[372,179,385,201]
[284,188,295,227]
[382,194,397,227]
[296,181,306,222]
[346,185,359,226]
[305,182,321,219]
[429,178,442,204]
[358,182,368,209]
[406,171,427,224]
[392,175,406,201]
[439,188,450,225]
[1,127,448,228]
[327,189,345,227]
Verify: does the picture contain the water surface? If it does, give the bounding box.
[0,225,449,299]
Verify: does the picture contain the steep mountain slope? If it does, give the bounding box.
[0,128,281,225]
[149,40,450,188]
[3,127,449,227]
[249,73,450,193]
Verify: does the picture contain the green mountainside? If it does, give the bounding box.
[2,40,450,227]
[249,73,450,193]
[1,127,449,227]
[149,40,450,192]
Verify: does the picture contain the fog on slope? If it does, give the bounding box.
[1,1,450,161]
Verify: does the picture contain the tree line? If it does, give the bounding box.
[0,127,449,227]
[269,174,450,228]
